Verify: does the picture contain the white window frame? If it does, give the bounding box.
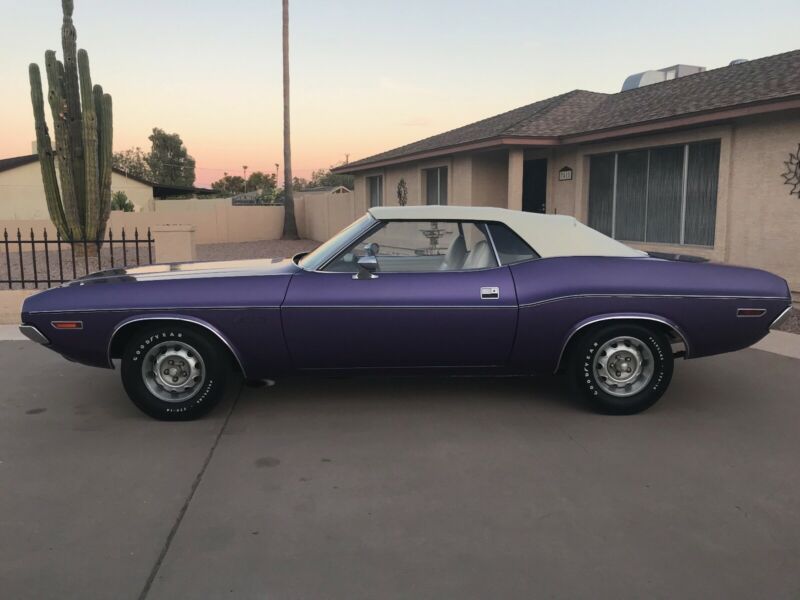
[366,174,383,208]
[592,140,719,247]
[423,166,448,205]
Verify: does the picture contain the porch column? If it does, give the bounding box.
[507,149,524,211]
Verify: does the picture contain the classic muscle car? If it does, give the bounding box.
[19,206,792,420]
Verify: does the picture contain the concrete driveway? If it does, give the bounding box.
[1,339,799,599]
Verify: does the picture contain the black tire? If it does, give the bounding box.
[121,324,231,421]
[567,323,674,415]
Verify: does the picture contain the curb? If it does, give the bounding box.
[751,330,800,361]
[0,324,27,341]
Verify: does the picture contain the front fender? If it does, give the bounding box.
[107,313,247,375]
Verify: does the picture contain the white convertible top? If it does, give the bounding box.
[368,206,646,258]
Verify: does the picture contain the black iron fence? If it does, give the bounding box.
[1,227,154,290]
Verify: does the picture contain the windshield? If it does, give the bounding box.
[298,214,377,270]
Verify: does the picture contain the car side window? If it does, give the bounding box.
[485,222,539,264]
[324,220,499,273]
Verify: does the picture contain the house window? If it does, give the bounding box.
[423,166,448,205]
[588,140,720,246]
[367,175,383,207]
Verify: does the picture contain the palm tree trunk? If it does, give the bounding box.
[281,0,299,239]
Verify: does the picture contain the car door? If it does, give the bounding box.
[281,220,519,369]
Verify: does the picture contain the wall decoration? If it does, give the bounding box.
[781,144,800,198]
[396,178,408,206]
[558,166,573,182]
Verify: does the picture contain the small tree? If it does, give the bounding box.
[112,147,152,181]
[292,176,310,190]
[110,191,135,212]
[147,128,196,187]
[247,171,277,193]
[310,166,354,190]
[210,175,246,195]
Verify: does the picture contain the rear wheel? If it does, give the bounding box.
[121,324,230,420]
[567,323,673,415]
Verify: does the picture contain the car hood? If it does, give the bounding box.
[66,257,300,285]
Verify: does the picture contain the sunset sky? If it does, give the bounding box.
[1,0,797,187]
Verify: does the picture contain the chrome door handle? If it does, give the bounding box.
[480,287,500,300]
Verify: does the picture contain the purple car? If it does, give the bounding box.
[19,206,792,420]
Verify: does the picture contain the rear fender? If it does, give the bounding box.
[554,313,690,373]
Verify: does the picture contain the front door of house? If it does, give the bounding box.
[522,159,547,213]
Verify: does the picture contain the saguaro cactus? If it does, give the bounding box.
[28,0,113,241]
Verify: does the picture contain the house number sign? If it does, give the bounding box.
[558,166,573,181]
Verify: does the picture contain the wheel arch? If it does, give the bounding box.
[107,315,247,376]
[554,314,690,374]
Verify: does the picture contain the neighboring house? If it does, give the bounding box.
[337,50,800,298]
[298,185,352,194]
[0,154,214,218]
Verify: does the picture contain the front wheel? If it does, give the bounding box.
[567,323,674,415]
[121,324,231,420]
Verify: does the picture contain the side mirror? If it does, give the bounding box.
[354,255,379,280]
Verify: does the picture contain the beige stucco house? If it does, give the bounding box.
[337,50,800,299]
[0,154,156,217]
[0,154,216,219]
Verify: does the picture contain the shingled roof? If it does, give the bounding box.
[340,49,800,171]
[0,154,39,173]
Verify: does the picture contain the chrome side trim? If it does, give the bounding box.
[67,270,294,286]
[770,306,793,330]
[106,316,247,376]
[520,293,788,309]
[282,304,517,309]
[19,325,50,345]
[28,306,281,315]
[553,315,691,374]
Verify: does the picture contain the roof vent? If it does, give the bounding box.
[729,58,748,65]
[621,64,706,91]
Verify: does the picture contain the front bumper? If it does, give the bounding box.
[19,325,50,345]
[770,306,794,330]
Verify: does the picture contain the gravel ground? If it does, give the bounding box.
[196,239,319,261]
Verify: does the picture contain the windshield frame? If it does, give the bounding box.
[297,214,379,271]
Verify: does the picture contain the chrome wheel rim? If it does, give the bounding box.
[142,341,205,403]
[593,336,654,397]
